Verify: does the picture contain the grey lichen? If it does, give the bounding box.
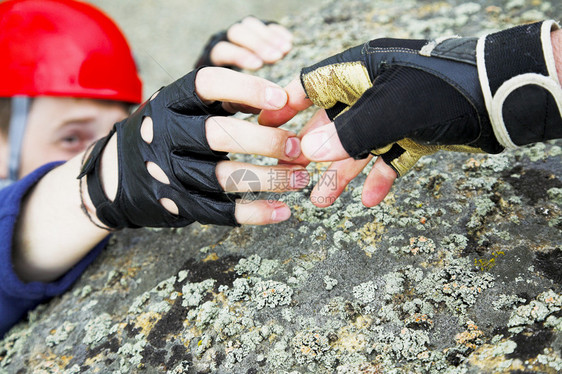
[352,281,378,306]
[83,313,117,348]
[292,329,335,367]
[252,280,293,309]
[45,321,75,347]
[116,334,147,372]
[370,326,431,361]
[235,254,262,275]
[508,289,562,330]
[182,279,216,307]
[548,187,562,205]
[324,276,338,291]
[416,257,495,318]
[227,278,252,303]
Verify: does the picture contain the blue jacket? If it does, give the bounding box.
[0,162,107,338]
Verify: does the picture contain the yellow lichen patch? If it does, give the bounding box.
[203,252,219,262]
[332,316,372,353]
[358,221,386,252]
[133,311,162,336]
[333,331,368,353]
[27,352,76,373]
[474,250,505,271]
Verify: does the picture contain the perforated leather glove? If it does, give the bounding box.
[78,69,239,229]
[300,20,562,176]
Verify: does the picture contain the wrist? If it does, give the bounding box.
[99,133,118,201]
[78,131,119,231]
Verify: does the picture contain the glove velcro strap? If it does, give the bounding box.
[477,20,562,148]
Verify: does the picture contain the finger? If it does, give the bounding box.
[266,23,293,44]
[258,77,312,126]
[240,17,292,54]
[276,109,331,167]
[206,117,301,161]
[310,156,373,207]
[216,161,309,192]
[361,157,397,207]
[222,102,261,114]
[301,122,350,161]
[235,200,291,225]
[297,109,331,138]
[227,20,284,63]
[210,41,264,70]
[196,67,287,110]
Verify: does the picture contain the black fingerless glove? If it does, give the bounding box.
[78,69,239,229]
[301,20,562,176]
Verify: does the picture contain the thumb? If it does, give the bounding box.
[301,123,350,161]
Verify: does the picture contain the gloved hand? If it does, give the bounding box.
[195,16,292,71]
[79,68,307,229]
[298,20,562,176]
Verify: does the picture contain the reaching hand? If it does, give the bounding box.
[196,17,292,71]
[260,20,562,207]
[79,67,309,229]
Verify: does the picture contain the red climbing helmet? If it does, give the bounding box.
[0,0,142,104]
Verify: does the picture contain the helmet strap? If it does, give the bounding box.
[7,96,30,182]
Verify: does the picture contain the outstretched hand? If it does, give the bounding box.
[259,78,397,208]
[81,67,310,229]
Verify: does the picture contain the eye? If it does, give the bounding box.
[61,135,80,145]
[57,131,92,153]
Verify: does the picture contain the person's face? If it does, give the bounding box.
[0,97,129,179]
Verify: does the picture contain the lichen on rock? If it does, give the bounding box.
[1,0,561,373]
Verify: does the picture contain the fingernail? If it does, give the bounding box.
[284,137,301,158]
[244,56,263,69]
[302,128,330,159]
[271,206,291,222]
[290,169,310,189]
[265,86,287,108]
[275,40,292,53]
[264,48,283,61]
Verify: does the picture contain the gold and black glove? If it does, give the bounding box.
[301,20,562,176]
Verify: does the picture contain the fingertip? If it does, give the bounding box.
[265,86,288,109]
[271,203,291,222]
[284,137,301,159]
[361,158,397,207]
[240,55,264,70]
[301,125,348,161]
[285,78,311,111]
[310,188,338,208]
[234,200,292,225]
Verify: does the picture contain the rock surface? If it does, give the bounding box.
[2,0,562,373]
